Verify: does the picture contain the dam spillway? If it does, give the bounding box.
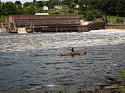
[1,14,105,33]
[4,14,80,33]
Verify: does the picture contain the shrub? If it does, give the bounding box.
[119,86,125,93]
[68,9,75,14]
[116,18,124,23]
[86,11,95,21]
[92,10,101,18]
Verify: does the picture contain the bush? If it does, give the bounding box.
[68,9,75,14]
[116,18,124,23]
[86,11,95,21]
[79,15,84,19]
[48,9,61,14]
[92,10,101,18]
[61,9,68,14]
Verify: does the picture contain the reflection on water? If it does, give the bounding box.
[0,30,125,93]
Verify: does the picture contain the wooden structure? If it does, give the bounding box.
[4,14,80,33]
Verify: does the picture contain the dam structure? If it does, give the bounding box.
[3,14,80,33]
[1,14,105,33]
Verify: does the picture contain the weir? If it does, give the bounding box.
[3,14,80,33]
[1,14,105,33]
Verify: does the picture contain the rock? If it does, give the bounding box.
[104,85,118,89]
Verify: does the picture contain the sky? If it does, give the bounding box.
[1,0,49,4]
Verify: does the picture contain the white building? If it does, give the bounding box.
[43,6,48,10]
[35,13,49,15]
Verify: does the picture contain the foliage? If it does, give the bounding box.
[15,1,22,5]
[68,9,75,14]
[23,5,34,14]
[48,9,61,14]
[116,18,124,24]
[16,4,23,14]
[119,69,125,93]
[1,0,125,22]
[2,2,16,15]
[106,16,125,23]
[35,7,44,13]
[119,86,125,93]
[92,10,102,18]
[0,15,7,23]
[120,68,125,79]
[86,11,95,21]
[23,2,32,8]
[48,0,62,8]
[79,15,84,19]
[61,9,68,14]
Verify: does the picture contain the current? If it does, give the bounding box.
[0,29,125,93]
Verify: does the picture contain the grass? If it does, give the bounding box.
[107,16,125,24]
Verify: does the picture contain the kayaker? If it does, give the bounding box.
[71,47,74,52]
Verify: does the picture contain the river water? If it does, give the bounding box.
[0,29,125,93]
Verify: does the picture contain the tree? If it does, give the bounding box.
[3,2,16,15]
[48,0,62,8]
[15,1,23,14]
[70,2,77,9]
[36,7,43,13]
[62,0,70,5]
[37,1,43,7]
[16,4,23,14]
[23,2,33,8]
[86,11,95,21]
[0,1,2,16]
[23,5,34,14]
[15,1,22,5]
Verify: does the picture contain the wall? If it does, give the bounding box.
[78,22,105,32]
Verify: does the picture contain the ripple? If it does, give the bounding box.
[0,63,16,66]
[0,30,125,92]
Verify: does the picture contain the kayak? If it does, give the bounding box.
[60,51,86,56]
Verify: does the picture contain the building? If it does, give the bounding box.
[53,5,69,10]
[3,14,81,33]
[43,6,48,10]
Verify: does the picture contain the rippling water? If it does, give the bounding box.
[0,29,125,93]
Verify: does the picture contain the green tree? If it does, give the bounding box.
[3,2,16,15]
[86,11,95,21]
[70,2,76,9]
[68,8,75,14]
[0,1,2,16]
[37,1,43,7]
[62,0,70,5]
[15,1,22,5]
[23,5,34,14]
[23,2,32,8]
[16,4,23,14]
[36,7,43,13]
[23,2,33,14]
[48,0,62,8]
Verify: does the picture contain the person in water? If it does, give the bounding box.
[71,47,74,52]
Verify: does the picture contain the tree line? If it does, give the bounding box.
[0,0,125,20]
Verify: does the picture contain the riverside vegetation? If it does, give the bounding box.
[1,0,125,23]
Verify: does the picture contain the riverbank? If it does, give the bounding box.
[15,81,125,93]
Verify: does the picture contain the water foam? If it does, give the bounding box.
[0,30,125,52]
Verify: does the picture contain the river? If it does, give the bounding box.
[0,29,125,93]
